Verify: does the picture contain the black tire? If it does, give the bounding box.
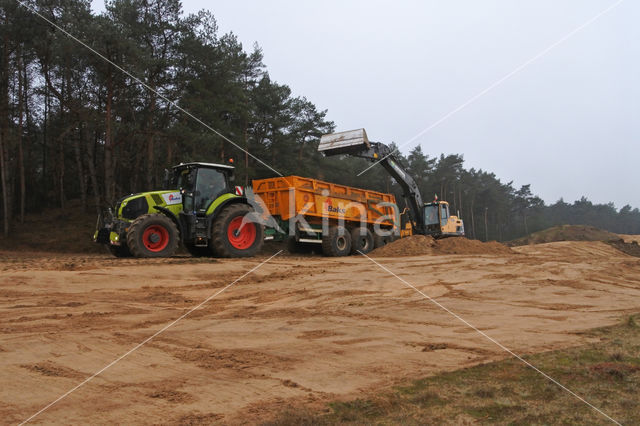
[350,227,374,255]
[126,214,179,258]
[210,204,264,258]
[184,243,211,257]
[107,243,132,258]
[373,232,396,249]
[322,225,352,257]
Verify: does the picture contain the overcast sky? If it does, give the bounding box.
[92,0,639,208]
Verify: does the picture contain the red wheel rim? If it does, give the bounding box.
[142,225,169,252]
[227,216,256,250]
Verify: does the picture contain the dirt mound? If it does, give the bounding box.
[509,225,620,246]
[369,235,436,257]
[435,237,514,255]
[607,240,640,258]
[370,235,513,257]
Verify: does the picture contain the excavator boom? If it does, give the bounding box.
[319,129,426,233]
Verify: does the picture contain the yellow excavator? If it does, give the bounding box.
[399,198,464,238]
[319,128,464,239]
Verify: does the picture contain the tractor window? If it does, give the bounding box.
[174,169,195,192]
[423,205,439,225]
[195,168,227,213]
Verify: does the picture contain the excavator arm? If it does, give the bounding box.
[318,129,426,233]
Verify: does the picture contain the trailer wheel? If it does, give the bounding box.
[210,204,264,257]
[127,214,179,258]
[350,227,374,254]
[322,225,352,257]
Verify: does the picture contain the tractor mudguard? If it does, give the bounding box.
[205,195,248,237]
[153,205,184,238]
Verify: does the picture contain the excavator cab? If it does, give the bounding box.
[423,201,465,237]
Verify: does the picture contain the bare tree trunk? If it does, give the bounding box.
[86,128,101,214]
[17,49,25,223]
[166,137,172,170]
[145,94,156,189]
[74,124,87,211]
[470,196,476,239]
[43,71,48,202]
[0,31,10,236]
[132,134,144,192]
[451,181,455,212]
[244,123,249,186]
[58,73,66,210]
[484,207,489,241]
[58,137,65,209]
[104,72,115,202]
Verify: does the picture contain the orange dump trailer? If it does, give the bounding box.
[252,175,399,256]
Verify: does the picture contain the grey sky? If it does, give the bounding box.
[91,0,639,208]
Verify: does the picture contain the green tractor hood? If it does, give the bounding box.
[114,190,184,221]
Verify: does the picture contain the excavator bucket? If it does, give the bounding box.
[318,128,371,156]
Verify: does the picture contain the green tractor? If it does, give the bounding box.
[94,162,264,258]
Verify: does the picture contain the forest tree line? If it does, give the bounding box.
[1,0,638,241]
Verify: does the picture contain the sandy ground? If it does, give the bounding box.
[2,241,640,424]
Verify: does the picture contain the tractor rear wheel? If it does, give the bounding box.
[350,227,374,255]
[210,204,264,257]
[126,214,179,258]
[322,225,351,257]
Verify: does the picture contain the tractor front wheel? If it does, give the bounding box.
[126,214,179,258]
[210,204,264,258]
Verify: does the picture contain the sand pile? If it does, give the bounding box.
[369,235,436,257]
[508,225,620,246]
[436,237,513,255]
[607,240,640,257]
[370,235,513,257]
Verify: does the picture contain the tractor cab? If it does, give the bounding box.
[422,201,465,237]
[170,162,235,215]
